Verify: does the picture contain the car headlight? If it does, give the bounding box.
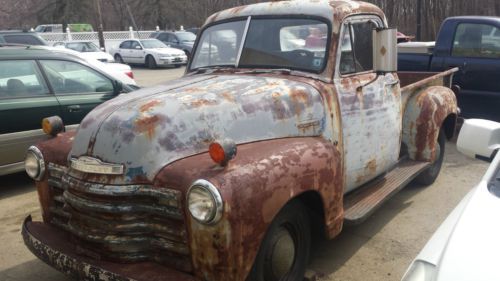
[402,260,437,281]
[187,179,223,224]
[25,146,45,180]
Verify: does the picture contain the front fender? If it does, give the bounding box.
[154,137,343,281]
[402,86,457,162]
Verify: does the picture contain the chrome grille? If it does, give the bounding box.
[46,163,192,272]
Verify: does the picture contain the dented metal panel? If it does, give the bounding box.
[71,75,327,183]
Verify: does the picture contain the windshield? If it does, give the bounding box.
[66,42,100,52]
[141,40,167,49]
[190,18,329,73]
[176,32,196,42]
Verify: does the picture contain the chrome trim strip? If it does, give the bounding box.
[63,190,183,219]
[70,156,124,175]
[27,146,45,181]
[61,175,180,207]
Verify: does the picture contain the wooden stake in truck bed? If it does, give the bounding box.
[22,1,458,280]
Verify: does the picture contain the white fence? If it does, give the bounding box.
[39,27,159,53]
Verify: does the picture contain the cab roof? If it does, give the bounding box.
[205,0,384,26]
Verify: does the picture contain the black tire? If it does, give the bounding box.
[114,54,124,64]
[146,55,157,69]
[247,201,311,281]
[414,128,446,185]
[174,64,182,68]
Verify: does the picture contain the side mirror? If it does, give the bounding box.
[372,28,397,73]
[135,45,142,50]
[457,119,500,162]
[113,80,123,95]
[173,39,179,44]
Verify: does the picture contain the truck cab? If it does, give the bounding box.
[22,1,458,281]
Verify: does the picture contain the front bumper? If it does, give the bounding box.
[159,57,187,65]
[22,216,198,281]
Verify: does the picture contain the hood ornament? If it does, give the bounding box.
[70,156,124,175]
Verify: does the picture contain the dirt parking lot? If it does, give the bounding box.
[0,66,490,281]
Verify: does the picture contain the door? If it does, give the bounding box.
[167,34,181,49]
[0,60,61,167]
[39,60,116,126]
[118,40,133,63]
[334,17,402,193]
[442,22,500,120]
[129,41,145,63]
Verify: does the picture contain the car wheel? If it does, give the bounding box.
[114,54,124,64]
[414,128,446,185]
[247,200,311,281]
[174,64,182,68]
[146,55,157,69]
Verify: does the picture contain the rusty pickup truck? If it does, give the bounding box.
[22,1,459,281]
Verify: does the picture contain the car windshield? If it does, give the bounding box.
[66,42,100,52]
[176,32,196,42]
[141,40,167,49]
[190,17,329,73]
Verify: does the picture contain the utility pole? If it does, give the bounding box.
[94,0,106,50]
[416,0,422,41]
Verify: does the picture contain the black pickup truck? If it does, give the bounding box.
[398,16,500,121]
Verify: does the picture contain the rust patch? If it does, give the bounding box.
[221,91,235,103]
[190,99,218,108]
[135,115,162,139]
[140,100,163,112]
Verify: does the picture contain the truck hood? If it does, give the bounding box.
[70,74,326,182]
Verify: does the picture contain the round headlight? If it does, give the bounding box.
[187,179,223,224]
[25,146,45,180]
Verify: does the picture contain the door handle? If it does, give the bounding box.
[68,105,81,112]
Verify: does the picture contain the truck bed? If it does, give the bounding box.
[398,68,458,94]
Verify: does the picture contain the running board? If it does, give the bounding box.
[343,160,430,225]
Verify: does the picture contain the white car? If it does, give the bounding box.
[53,41,115,63]
[111,39,187,69]
[402,119,500,281]
[42,46,137,87]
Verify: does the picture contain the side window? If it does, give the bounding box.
[4,35,44,46]
[166,34,175,43]
[120,41,131,49]
[158,33,168,41]
[40,60,114,95]
[339,21,376,75]
[0,60,49,98]
[130,41,141,49]
[452,23,500,58]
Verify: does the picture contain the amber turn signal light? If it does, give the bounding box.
[209,139,237,166]
[42,116,65,136]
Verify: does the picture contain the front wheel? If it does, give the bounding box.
[146,55,157,69]
[414,128,446,185]
[247,201,311,281]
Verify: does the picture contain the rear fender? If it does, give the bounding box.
[402,86,457,162]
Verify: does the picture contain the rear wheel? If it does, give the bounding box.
[415,128,446,185]
[114,54,124,63]
[146,55,157,69]
[247,201,311,281]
